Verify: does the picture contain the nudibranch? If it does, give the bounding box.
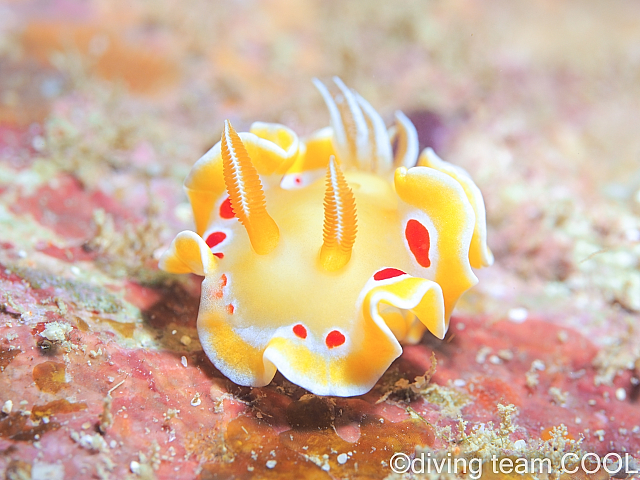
[159,78,493,396]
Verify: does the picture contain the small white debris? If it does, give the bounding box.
[475,346,492,364]
[266,460,277,469]
[108,379,126,396]
[70,266,81,276]
[568,369,586,380]
[616,388,627,401]
[548,387,568,405]
[456,322,465,330]
[89,348,102,358]
[181,356,188,368]
[32,462,64,480]
[588,399,596,406]
[32,135,46,152]
[2,400,12,414]
[497,349,514,361]
[557,331,569,343]
[190,393,201,407]
[594,429,605,442]
[337,453,348,464]
[625,228,640,242]
[453,379,466,387]
[575,417,582,424]
[180,335,192,346]
[17,250,27,258]
[322,463,331,471]
[531,359,546,371]
[110,440,117,448]
[524,365,540,388]
[172,330,177,335]
[507,307,528,323]
[40,322,73,342]
[71,431,108,452]
[130,461,141,474]
[513,439,526,450]
[489,355,502,365]
[164,408,180,420]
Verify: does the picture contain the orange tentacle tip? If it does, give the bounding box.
[159,78,491,397]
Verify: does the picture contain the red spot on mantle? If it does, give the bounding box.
[293,324,307,339]
[325,330,345,349]
[205,231,226,248]
[405,219,431,268]
[219,197,235,219]
[226,304,235,314]
[373,268,406,281]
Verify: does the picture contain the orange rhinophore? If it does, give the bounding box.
[319,157,357,272]
[221,120,280,255]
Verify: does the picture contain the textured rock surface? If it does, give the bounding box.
[1,0,639,478]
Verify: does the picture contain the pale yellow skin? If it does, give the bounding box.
[160,79,492,396]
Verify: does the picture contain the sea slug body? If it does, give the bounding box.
[160,77,492,396]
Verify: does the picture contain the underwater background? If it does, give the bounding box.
[0,0,639,478]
